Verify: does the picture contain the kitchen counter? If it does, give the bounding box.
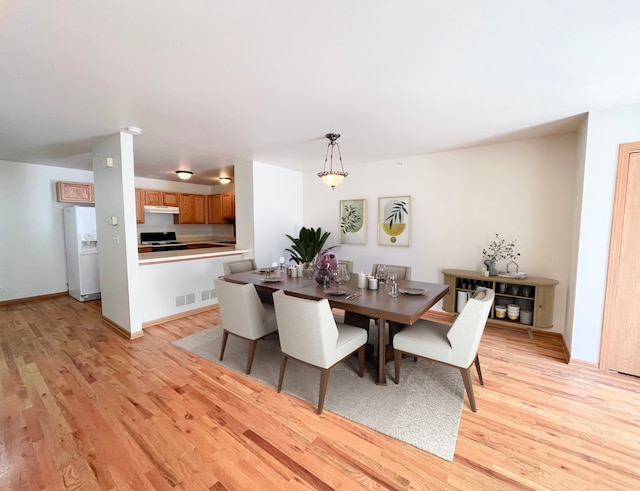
[139,245,248,265]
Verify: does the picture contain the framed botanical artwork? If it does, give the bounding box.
[339,199,366,245]
[378,196,410,246]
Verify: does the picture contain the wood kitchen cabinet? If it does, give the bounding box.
[176,193,207,224]
[135,188,145,224]
[207,193,235,224]
[56,181,94,203]
[142,189,179,206]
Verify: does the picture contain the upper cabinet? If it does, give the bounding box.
[222,193,235,218]
[56,182,94,203]
[176,193,207,224]
[135,188,145,224]
[207,193,235,224]
[142,189,179,206]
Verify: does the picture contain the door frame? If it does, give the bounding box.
[600,141,640,371]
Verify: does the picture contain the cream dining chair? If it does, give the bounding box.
[223,259,257,275]
[392,287,494,412]
[213,278,278,374]
[272,290,367,414]
[344,263,412,340]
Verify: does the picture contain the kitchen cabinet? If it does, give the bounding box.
[143,189,179,206]
[176,193,207,224]
[222,193,235,218]
[207,193,235,224]
[441,269,558,338]
[135,188,145,224]
[56,181,94,203]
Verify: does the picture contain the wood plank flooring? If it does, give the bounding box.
[1,295,639,490]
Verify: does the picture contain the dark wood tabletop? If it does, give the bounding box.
[223,270,449,384]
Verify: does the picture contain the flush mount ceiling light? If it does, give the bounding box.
[218,177,232,184]
[318,133,348,189]
[175,170,193,180]
[124,126,142,135]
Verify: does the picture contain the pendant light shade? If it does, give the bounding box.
[318,133,348,189]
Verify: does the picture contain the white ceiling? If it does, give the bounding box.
[2,1,640,185]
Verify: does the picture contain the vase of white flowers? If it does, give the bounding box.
[482,234,520,276]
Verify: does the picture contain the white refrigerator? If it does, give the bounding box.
[63,206,101,302]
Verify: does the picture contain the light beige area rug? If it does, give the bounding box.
[172,326,464,461]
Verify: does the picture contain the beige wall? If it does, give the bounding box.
[303,133,579,335]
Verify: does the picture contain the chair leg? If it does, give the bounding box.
[246,339,258,374]
[460,367,477,412]
[394,348,402,384]
[277,355,288,393]
[219,330,230,361]
[474,354,484,386]
[357,345,365,377]
[318,368,331,414]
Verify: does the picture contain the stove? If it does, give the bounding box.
[140,232,188,252]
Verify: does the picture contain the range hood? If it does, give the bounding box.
[144,205,180,214]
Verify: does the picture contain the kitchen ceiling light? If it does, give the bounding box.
[175,170,193,180]
[318,133,348,189]
[125,126,142,135]
[218,177,232,184]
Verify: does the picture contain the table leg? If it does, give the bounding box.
[377,317,387,385]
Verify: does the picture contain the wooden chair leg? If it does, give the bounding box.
[318,368,330,414]
[219,330,230,361]
[474,354,484,385]
[277,355,288,393]
[246,339,258,374]
[357,345,365,377]
[394,348,402,384]
[460,367,477,412]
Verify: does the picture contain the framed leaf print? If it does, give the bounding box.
[378,196,410,246]
[339,199,366,245]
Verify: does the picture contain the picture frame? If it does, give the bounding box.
[378,196,410,246]
[339,199,366,245]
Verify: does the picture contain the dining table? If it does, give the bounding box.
[223,269,449,385]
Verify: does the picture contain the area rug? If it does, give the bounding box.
[172,326,465,461]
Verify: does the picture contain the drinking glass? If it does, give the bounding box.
[386,272,398,296]
[333,263,351,289]
[376,264,387,282]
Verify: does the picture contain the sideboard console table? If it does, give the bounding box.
[442,269,558,338]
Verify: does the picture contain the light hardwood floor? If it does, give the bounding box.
[1,295,639,490]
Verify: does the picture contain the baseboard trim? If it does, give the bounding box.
[141,305,218,329]
[101,315,144,340]
[0,291,67,307]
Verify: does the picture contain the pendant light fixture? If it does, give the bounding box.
[318,133,348,189]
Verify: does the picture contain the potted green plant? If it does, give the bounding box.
[285,227,336,278]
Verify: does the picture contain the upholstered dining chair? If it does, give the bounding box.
[344,263,413,338]
[392,287,495,412]
[213,278,278,374]
[272,290,367,414]
[223,258,257,275]
[371,264,412,281]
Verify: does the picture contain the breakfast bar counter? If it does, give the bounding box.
[138,245,248,265]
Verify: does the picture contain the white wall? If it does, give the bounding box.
[571,102,640,362]
[303,134,579,335]
[138,254,239,323]
[0,160,94,300]
[92,133,141,335]
[252,161,303,268]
